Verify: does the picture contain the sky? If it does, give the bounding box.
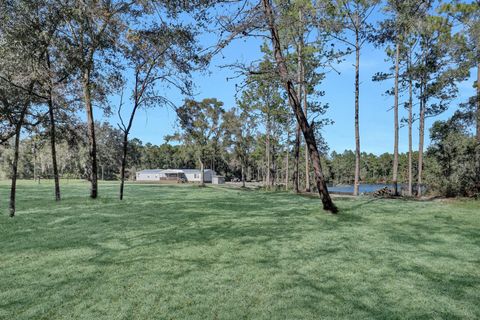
[98,8,476,156]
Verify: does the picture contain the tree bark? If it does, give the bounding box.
[241,163,245,188]
[353,32,361,196]
[392,42,400,196]
[262,0,337,213]
[298,7,310,192]
[418,84,426,197]
[293,36,303,194]
[476,62,479,142]
[265,114,271,188]
[285,133,289,191]
[9,108,27,217]
[407,52,413,197]
[303,63,310,192]
[119,135,128,200]
[48,94,61,201]
[200,158,205,187]
[82,69,98,199]
[293,125,300,193]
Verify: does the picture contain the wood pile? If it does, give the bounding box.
[372,187,393,197]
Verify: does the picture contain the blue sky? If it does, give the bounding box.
[100,14,476,156]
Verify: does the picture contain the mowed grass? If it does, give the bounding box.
[0,181,479,320]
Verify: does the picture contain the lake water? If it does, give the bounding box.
[327,184,396,194]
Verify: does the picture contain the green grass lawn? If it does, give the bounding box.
[0,181,479,319]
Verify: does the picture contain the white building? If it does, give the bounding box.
[136,169,216,183]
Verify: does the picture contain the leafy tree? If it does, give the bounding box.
[442,0,479,142]
[59,0,134,199]
[373,0,431,195]
[175,98,225,186]
[118,22,204,199]
[223,103,257,187]
[426,115,480,197]
[325,0,380,196]
[412,13,469,196]
[262,0,337,213]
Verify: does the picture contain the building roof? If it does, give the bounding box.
[137,169,164,174]
[137,168,214,174]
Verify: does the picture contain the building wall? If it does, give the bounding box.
[136,173,162,181]
[185,171,213,183]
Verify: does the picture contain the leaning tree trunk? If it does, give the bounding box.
[262,0,337,213]
[119,135,128,200]
[408,57,413,197]
[353,34,361,196]
[392,42,400,196]
[303,77,310,192]
[82,69,98,199]
[293,125,300,193]
[48,94,61,201]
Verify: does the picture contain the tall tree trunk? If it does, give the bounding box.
[82,69,98,199]
[266,114,271,189]
[241,163,245,188]
[46,53,61,201]
[271,142,276,187]
[119,135,128,200]
[293,125,300,193]
[48,95,61,201]
[200,158,205,187]
[33,140,37,183]
[392,42,400,196]
[293,36,303,194]
[9,108,27,217]
[298,7,310,193]
[303,65,310,192]
[476,62,480,142]
[285,136,289,191]
[418,84,426,197]
[353,34,361,196]
[262,0,337,213]
[407,52,413,197]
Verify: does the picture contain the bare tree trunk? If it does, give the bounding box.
[266,115,271,189]
[353,33,361,196]
[285,135,289,191]
[298,7,310,193]
[119,136,128,200]
[46,53,61,201]
[303,81,310,192]
[48,95,61,201]
[392,42,400,196]
[271,142,276,187]
[200,159,205,187]
[293,36,303,194]
[82,69,98,199]
[241,163,245,188]
[418,84,426,197]
[262,0,337,213]
[293,125,300,193]
[407,53,413,197]
[9,109,27,217]
[476,62,479,142]
[33,140,37,182]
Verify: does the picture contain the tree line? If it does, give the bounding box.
[1,0,478,216]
